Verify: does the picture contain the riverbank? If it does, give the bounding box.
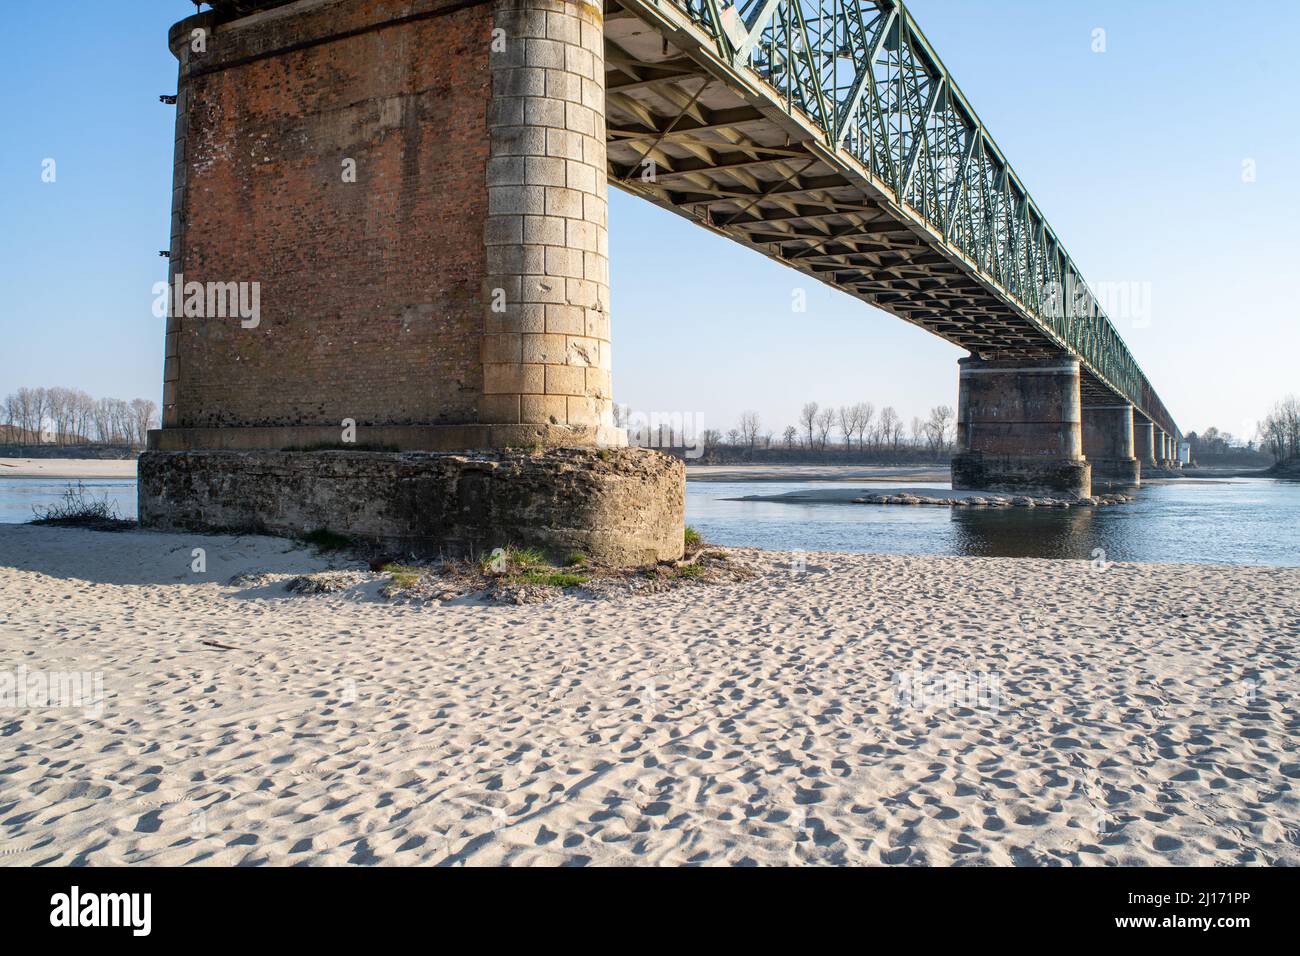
[687,463,949,482]
[0,457,137,479]
[2,523,1296,866]
[726,486,1133,508]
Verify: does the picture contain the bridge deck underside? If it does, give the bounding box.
[604,2,1124,411]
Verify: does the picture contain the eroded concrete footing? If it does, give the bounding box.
[951,452,1092,498]
[1088,457,1141,490]
[138,447,685,566]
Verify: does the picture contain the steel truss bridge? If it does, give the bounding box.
[605,0,1177,437]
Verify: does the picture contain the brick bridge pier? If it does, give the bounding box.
[139,0,683,563]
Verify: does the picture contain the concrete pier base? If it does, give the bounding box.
[138,447,685,565]
[950,452,1091,497]
[951,356,1091,498]
[1085,456,1140,488]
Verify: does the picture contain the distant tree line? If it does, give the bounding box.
[1182,426,1259,464]
[1257,396,1300,464]
[1,386,158,449]
[1181,396,1298,467]
[617,402,956,463]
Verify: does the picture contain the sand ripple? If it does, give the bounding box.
[1,525,1297,865]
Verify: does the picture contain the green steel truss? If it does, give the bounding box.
[644,0,1177,437]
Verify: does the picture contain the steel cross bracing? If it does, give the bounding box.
[606,0,1178,438]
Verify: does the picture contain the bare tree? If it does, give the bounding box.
[110,398,132,445]
[925,404,954,456]
[12,387,44,443]
[46,387,70,445]
[130,398,159,448]
[814,407,835,451]
[72,390,95,443]
[799,402,819,449]
[1,393,17,438]
[91,397,115,444]
[738,410,762,452]
[1258,396,1300,463]
[852,401,874,451]
[32,387,50,443]
[879,406,901,454]
[837,405,859,450]
[782,425,797,448]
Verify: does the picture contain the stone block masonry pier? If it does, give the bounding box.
[140,0,683,563]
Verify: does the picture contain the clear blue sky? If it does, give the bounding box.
[2,1,1296,442]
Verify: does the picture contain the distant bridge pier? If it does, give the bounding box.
[951,356,1091,499]
[1168,433,1182,469]
[1158,430,1181,470]
[1082,404,1141,489]
[138,0,683,564]
[1135,420,1157,470]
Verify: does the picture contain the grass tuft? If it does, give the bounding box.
[684,526,703,550]
[30,482,133,531]
[480,545,548,572]
[514,571,588,588]
[511,547,548,568]
[382,563,424,590]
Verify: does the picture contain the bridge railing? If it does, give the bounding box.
[661,0,1177,437]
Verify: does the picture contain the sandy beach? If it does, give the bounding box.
[0,458,137,479]
[1,523,1297,866]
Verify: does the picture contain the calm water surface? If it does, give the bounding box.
[0,479,138,524]
[2,476,1295,567]
[687,478,1300,567]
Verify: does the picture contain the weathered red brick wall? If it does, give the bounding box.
[169,0,492,428]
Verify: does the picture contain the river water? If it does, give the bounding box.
[2,475,1296,567]
[688,478,1299,567]
[0,478,138,526]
